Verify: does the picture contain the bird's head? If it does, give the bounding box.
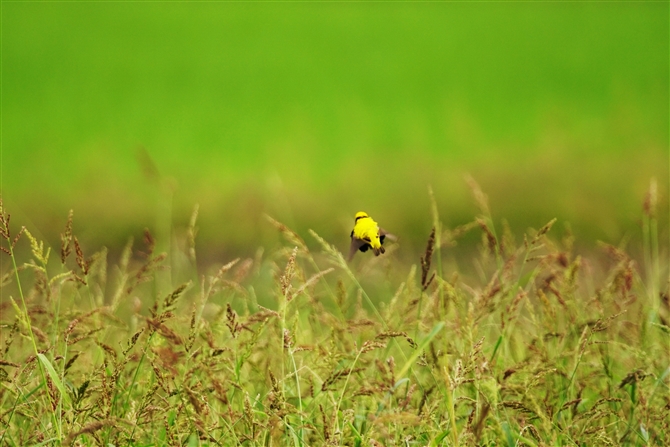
[354,211,369,222]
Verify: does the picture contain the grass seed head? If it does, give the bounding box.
[533,218,557,244]
[100,346,120,369]
[142,228,155,256]
[619,369,649,389]
[465,175,490,216]
[234,258,254,283]
[123,328,145,356]
[64,420,110,446]
[283,328,293,349]
[361,340,386,354]
[163,282,190,311]
[74,236,89,275]
[185,307,197,352]
[0,202,12,248]
[74,379,90,404]
[477,219,498,256]
[226,303,241,338]
[64,353,80,372]
[64,318,80,339]
[10,226,25,250]
[60,209,74,264]
[266,215,308,253]
[187,204,199,261]
[643,177,658,218]
[1,322,19,357]
[24,229,50,266]
[421,227,436,288]
[279,247,298,300]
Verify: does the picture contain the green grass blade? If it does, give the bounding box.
[429,430,450,446]
[490,335,503,363]
[37,354,71,405]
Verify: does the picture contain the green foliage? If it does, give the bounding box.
[2,3,668,252]
[0,187,668,446]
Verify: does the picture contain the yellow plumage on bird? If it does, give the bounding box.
[349,211,389,260]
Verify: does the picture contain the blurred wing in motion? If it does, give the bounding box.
[379,228,397,244]
[348,232,370,261]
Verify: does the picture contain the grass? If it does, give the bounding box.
[0,182,668,447]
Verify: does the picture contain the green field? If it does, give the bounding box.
[1,3,669,446]
[2,2,668,257]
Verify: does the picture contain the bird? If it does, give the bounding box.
[348,211,389,261]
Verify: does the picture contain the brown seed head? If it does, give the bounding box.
[143,228,155,256]
[477,219,497,255]
[74,237,89,275]
[60,210,74,264]
[421,227,436,290]
[226,303,241,338]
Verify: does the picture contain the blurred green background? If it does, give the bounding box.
[2,2,668,262]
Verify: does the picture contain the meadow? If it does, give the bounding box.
[2,2,669,445]
[0,180,667,446]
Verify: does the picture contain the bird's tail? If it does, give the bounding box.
[373,246,386,256]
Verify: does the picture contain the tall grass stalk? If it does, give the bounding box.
[7,245,62,441]
[643,179,661,339]
[428,187,443,289]
[442,364,458,446]
[278,247,304,445]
